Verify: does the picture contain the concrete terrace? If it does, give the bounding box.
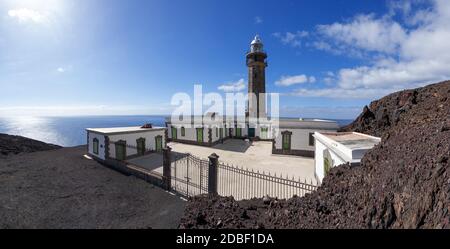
[171,139,316,183]
[128,139,316,183]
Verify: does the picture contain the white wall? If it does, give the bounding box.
[314,139,346,183]
[108,130,165,159]
[274,128,333,151]
[88,132,106,160]
[168,124,211,143]
[211,127,221,143]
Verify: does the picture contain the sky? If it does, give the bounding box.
[1,0,450,119]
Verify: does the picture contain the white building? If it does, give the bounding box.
[166,36,339,156]
[273,119,339,157]
[86,35,340,161]
[166,113,276,147]
[86,126,166,162]
[313,132,381,184]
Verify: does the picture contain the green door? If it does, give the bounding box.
[155,136,162,152]
[196,128,203,143]
[282,133,291,150]
[171,127,177,140]
[137,138,145,156]
[115,142,126,161]
[236,128,242,137]
[248,128,255,138]
[220,128,223,139]
[261,127,268,139]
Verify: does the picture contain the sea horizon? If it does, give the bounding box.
[0,115,353,147]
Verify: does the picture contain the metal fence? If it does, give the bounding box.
[217,162,317,200]
[169,152,317,200]
[104,147,318,201]
[170,153,209,198]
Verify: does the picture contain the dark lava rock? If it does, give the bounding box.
[0,133,61,158]
[179,81,450,229]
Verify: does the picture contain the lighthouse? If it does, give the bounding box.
[246,35,267,120]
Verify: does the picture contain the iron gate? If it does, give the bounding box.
[170,153,209,198]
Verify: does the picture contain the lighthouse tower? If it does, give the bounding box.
[246,35,267,119]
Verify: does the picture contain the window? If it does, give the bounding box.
[93,138,99,155]
[181,127,185,137]
[216,127,218,137]
[309,133,315,146]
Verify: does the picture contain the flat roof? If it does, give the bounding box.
[87,126,165,135]
[322,132,380,149]
[279,118,336,123]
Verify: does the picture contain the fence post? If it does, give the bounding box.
[163,146,172,191]
[208,153,219,195]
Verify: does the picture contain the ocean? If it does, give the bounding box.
[0,116,353,147]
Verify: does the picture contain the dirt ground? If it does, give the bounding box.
[0,146,186,229]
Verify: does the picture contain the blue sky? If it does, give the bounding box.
[1,0,449,119]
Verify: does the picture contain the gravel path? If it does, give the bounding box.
[0,146,186,229]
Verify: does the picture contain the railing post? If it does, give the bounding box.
[208,153,219,195]
[162,146,172,191]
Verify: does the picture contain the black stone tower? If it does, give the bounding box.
[246,35,267,119]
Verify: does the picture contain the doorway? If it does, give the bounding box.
[281,131,292,151]
[115,141,126,161]
[196,128,203,143]
[136,138,146,156]
[155,136,162,152]
[260,127,268,139]
[171,127,177,140]
[248,128,255,138]
[236,127,242,137]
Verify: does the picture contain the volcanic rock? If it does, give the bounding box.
[179,81,450,229]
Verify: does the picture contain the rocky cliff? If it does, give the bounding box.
[0,133,61,158]
[179,81,450,229]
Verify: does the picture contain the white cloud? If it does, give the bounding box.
[388,0,413,17]
[56,65,72,73]
[8,8,48,23]
[218,78,246,92]
[255,16,263,24]
[316,14,407,55]
[290,87,402,99]
[280,106,362,119]
[273,31,309,47]
[293,0,450,99]
[275,74,316,86]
